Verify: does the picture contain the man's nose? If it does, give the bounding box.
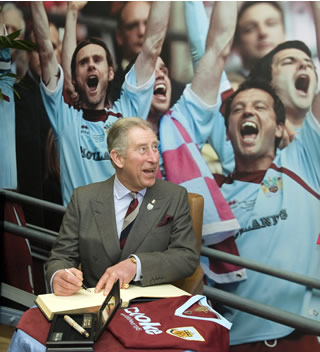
[147,149,159,163]
[155,68,164,79]
[138,22,147,37]
[257,24,268,38]
[243,105,255,117]
[88,59,96,70]
[298,60,308,70]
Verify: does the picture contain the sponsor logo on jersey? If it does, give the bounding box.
[261,177,282,197]
[229,199,256,212]
[123,306,163,335]
[80,146,109,161]
[236,209,288,237]
[166,327,205,341]
[81,125,89,136]
[92,134,106,143]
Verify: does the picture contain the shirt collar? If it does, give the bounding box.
[114,175,147,200]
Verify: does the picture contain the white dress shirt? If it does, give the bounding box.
[113,175,146,282]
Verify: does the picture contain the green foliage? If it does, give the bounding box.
[0,30,36,51]
[0,30,36,101]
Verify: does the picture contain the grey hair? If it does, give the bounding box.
[107,117,154,157]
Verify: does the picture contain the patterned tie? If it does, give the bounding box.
[120,192,139,249]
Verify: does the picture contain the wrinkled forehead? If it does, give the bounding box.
[272,48,313,65]
[128,126,157,143]
[232,88,274,106]
[76,44,107,63]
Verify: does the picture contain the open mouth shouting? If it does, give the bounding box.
[153,83,167,100]
[87,75,99,92]
[240,121,259,142]
[295,74,310,95]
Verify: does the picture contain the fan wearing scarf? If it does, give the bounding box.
[30,1,171,206]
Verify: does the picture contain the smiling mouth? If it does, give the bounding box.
[295,75,309,94]
[153,83,167,97]
[87,76,99,91]
[241,121,259,140]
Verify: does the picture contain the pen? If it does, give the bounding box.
[64,315,89,338]
[65,268,91,292]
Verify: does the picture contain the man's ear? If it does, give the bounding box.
[110,149,124,169]
[108,67,115,82]
[275,122,285,139]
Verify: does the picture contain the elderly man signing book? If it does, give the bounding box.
[46,117,198,297]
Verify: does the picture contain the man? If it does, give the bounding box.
[110,1,150,103]
[233,1,285,75]
[144,1,243,283]
[110,1,184,105]
[249,41,317,130]
[185,2,285,82]
[206,39,318,177]
[185,1,319,175]
[31,1,170,206]
[46,118,198,296]
[213,79,320,350]
[115,1,150,75]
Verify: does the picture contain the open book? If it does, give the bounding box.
[36,284,189,320]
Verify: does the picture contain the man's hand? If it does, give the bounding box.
[68,1,88,12]
[53,267,83,296]
[95,259,137,296]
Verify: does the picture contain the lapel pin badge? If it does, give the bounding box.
[147,199,156,210]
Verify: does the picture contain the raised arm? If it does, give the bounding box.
[62,1,87,104]
[191,1,237,105]
[134,1,171,86]
[31,1,59,90]
[184,1,209,72]
[311,2,320,123]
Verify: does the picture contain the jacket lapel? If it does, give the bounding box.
[121,181,170,259]
[90,177,122,264]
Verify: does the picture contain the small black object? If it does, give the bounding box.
[46,280,121,351]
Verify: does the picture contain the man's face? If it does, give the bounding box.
[271,48,317,115]
[114,126,159,191]
[3,7,24,59]
[150,57,172,116]
[73,44,114,110]
[238,3,285,69]
[227,88,283,162]
[3,8,24,38]
[29,24,60,78]
[116,2,150,61]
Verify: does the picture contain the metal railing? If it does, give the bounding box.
[2,188,320,334]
